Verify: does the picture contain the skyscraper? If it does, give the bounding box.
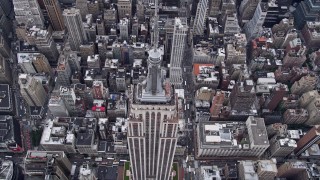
[119,18,129,41]
[76,0,89,20]
[0,55,13,85]
[127,1,178,179]
[193,0,208,36]
[43,0,64,31]
[294,0,320,29]
[169,18,188,86]
[117,0,132,19]
[18,74,47,107]
[264,84,289,111]
[229,80,256,112]
[294,125,320,156]
[244,2,268,41]
[13,0,44,27]
[239,0,260,24]
[63,8,88,51]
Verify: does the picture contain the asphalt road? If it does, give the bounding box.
[182,43,197,180]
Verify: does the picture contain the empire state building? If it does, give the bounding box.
[127,1,178,179]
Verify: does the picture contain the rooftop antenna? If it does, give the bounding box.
[152,0,159,51]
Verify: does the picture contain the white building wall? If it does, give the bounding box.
[193,0,208,36]
[169,18,188,85]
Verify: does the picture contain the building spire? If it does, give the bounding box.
[152,0,159,50]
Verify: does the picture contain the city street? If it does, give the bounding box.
[182,42,197,180]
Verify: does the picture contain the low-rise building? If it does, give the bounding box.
[112,117,128,154]
[196,116,269,157]
[283,109,308,124]
[79,163,96,180]
[91,99,106,118]
[24,151,71,179]
[193,64,219,89]
[200,165,222,180]
[40,118,77,153]
[238,159,277,180]
[106,94,127,120]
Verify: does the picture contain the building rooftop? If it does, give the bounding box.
[41,117,97,147]
[0,84,11,111]
[29,106,43,116]
[0,160,13,180]
[239,161,258,180]
[199,121,251,149]
[200,166,221,180]
[0,116,21,152]
[17,53,41,63]
[246,117,269,146]
[92,100,106,112]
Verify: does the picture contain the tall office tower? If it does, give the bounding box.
[43,0,64,31]
[244,2,268,41]
[128,0,178,179]
[169,18,188,86]
[0,0,13,17]
[24,151,72,179]
[283,38,307,68]
[277,161,308,179]
[229,80,256,112]
[18,74,47,107]
[96,36,108,61]
[26,27,59,64]
[0,56,13,85]
[80,43,95,63]
[119,18,129,41]
[136,0,145,23]
[17,53,37,73]
[104,8,117,30]
[299,90,320,108]
[32,53,52,75]
[117,0,132,19]
[56,54,72,86]
[87,55,101,70]
[88,0,100,19]
[294,126,320,156]
[0,13,13,40]
[76,0,89,20]
[256,160,278,180]
[264,84,289,111]
[210,91,225,119]
[263,0,288,27]
[268,135,297,158]
[13,0,44,28]
[63,8,88,51]
[59,86,77,116]
[209,0,221,17]
[48,96,70,117]
[283,109,308,124]
[305,98,320,125]
[193,0,208,36]
[294,0,320,30]
[291,74,317,95]
[224,14,241,35]
[220,0,236,22]
[239,0,260,24]
[96,18,106,35]
[0,35,11,58]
